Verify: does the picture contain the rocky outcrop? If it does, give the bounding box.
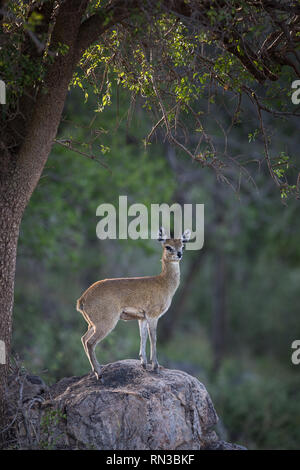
[8,360,246,450]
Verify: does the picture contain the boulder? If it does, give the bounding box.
[10,360,246,450]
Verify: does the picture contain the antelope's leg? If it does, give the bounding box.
[147,318,159,371]
[81,325,94,355]
[86,329,107,380]
[138,319,148,368]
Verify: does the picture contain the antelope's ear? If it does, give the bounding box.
[182,229,191,243]
[158,227,167,243]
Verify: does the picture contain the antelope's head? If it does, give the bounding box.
[158,227,191,262]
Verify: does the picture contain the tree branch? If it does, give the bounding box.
[54,139,111,172]
[76,0,139,57]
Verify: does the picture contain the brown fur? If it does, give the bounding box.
[77,229,191,379]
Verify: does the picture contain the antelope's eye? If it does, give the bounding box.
[166,246,174,252]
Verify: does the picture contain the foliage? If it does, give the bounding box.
[72,0,300,196]
[40,409,66,450]
[211,357,300,450]
[1,0,300,195]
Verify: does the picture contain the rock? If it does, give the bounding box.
[10,360,246,450]
[7,373,48,403]
[204,440,247,450]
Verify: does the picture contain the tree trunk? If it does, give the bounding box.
[0,0,89,435]
[0,200,22,432]
[0,95,70,433]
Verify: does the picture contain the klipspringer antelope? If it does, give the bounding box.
[77,227,191,379]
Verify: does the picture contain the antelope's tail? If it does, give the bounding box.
[76,296,91,325]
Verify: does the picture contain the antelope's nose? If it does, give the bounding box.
[177,251,182,259]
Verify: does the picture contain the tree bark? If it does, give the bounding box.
[0,202,21,431]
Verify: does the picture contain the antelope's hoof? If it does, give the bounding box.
[139,354,147,369]
[94,370,103,381]
[151,363,160,373]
